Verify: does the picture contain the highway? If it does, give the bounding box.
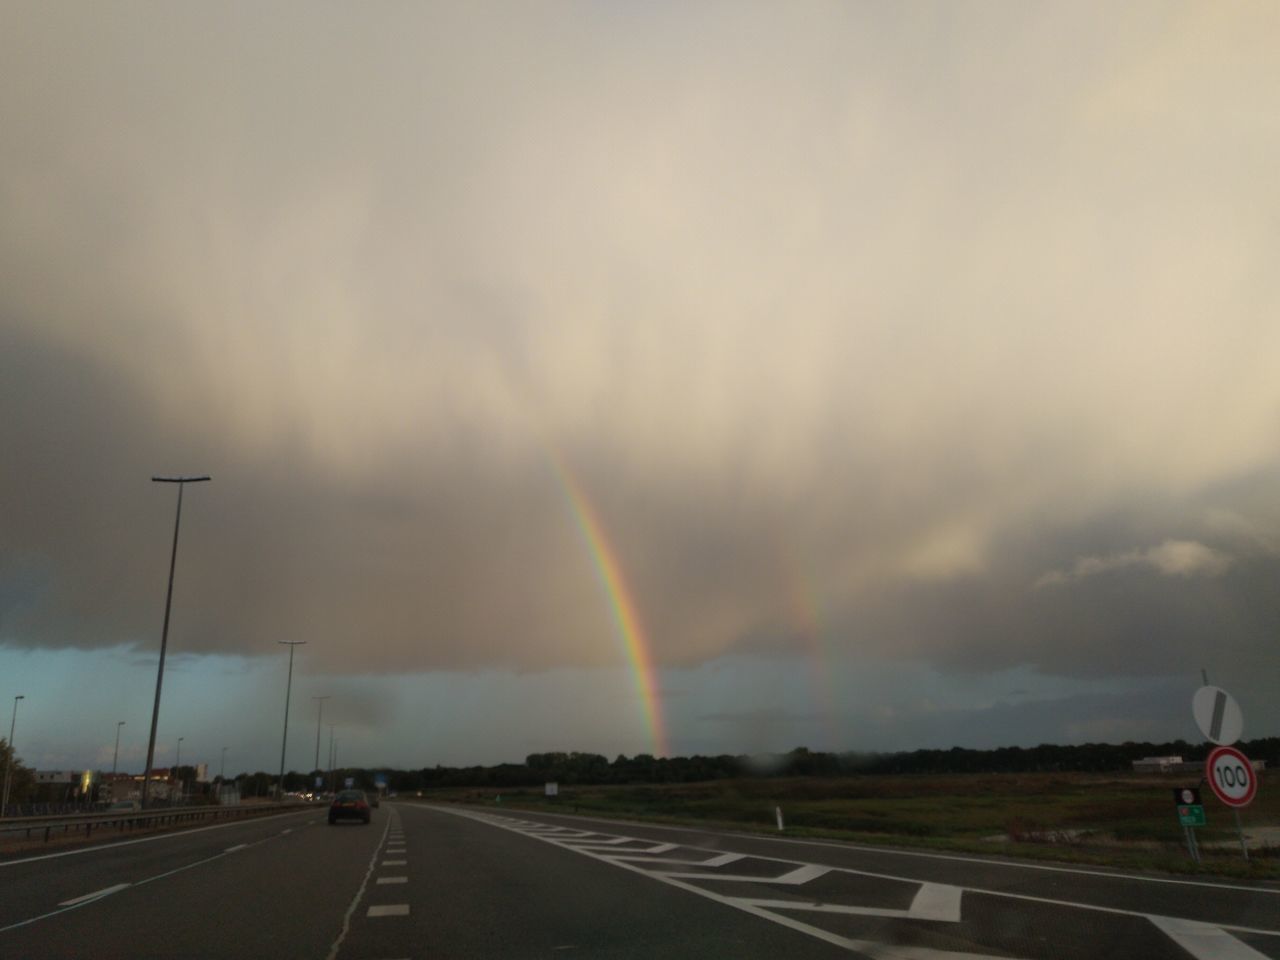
[0,801,1276,959]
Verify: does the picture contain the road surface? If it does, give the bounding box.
[1,801,1277,958]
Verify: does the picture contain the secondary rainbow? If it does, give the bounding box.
[549,452,670,758]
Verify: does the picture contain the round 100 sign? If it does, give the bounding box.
[1206,745,1257,808]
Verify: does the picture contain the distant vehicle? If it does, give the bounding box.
[328,789,371,825]
[106,800,140,813]
[367,790,380,808]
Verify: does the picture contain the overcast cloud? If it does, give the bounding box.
[2,2,1279,763]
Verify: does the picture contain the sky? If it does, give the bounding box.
[2,1,1278,775]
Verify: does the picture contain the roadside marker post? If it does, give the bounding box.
[775,806,784,831]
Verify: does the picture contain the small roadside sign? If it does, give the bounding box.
[545,782,559,798]
[1205,745,1257,808]
[1192,686,1244,745]
[1172,787,1200,806]
[344,776,354,789]
[1177,804,1206,827]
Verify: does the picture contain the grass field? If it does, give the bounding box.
[425,769,1280,879]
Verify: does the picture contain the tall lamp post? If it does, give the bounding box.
[1,695,25,817]
[112,721,125,776]
[277,640,306,800]
[328,724,335,793]
[142,475,210,809]
[175,737,184,802]
[311,695,330,781]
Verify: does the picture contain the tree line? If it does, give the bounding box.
[251,736,1280,793]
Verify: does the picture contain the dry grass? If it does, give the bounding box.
[423,769,1280,879]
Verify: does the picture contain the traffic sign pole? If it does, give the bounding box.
[1205,744,1256,862]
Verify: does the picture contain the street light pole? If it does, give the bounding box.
[277,640,306,800]
[175,736,184,802]
[311,695,330,776]
[112,721,125,776]
[1,695,25,817]
[328,724,335,793]
[142,475,210,810]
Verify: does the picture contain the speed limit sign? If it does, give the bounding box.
[1206,745,1257,808]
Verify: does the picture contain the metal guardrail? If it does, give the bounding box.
[0,801,313,846]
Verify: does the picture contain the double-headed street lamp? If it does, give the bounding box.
[1,695,25,817]
[112,721,125,777]
[142,475,210,809]
[277,640,306,800]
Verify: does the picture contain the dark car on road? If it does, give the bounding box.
[328,789,371,825]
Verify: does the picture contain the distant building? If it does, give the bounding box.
[32,770,94,803]
[99,771,179,802]
[1132,756,1184,773]
[1132,755,1266,774]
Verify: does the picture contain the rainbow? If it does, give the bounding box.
[549,452,670,758]
[781,544,839,748]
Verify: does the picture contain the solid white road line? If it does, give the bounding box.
[57,883,130,907]
[367,904,409,917]
[1149,916,1271,960]
[224,844,248,853]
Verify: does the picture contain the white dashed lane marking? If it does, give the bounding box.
[381,859,407,866]
[367,904,409,917]
[376,876,408,884]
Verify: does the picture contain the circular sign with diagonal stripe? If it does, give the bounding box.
[1192,685,1243,745]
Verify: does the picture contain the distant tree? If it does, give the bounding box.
[0,738,35,809]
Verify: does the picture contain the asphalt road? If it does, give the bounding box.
[0,801,1276,959]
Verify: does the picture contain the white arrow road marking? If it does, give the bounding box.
[58,883,130,907]
[1149,916,1271,960]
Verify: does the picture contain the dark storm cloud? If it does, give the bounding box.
[2,0,1279,728]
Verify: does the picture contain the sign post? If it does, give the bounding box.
[1205,744,1256,862]
[1173,788,1203,861]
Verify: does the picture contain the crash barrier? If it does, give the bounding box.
[0,801,312,846]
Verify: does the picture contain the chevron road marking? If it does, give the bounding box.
[438,808,1280,960]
